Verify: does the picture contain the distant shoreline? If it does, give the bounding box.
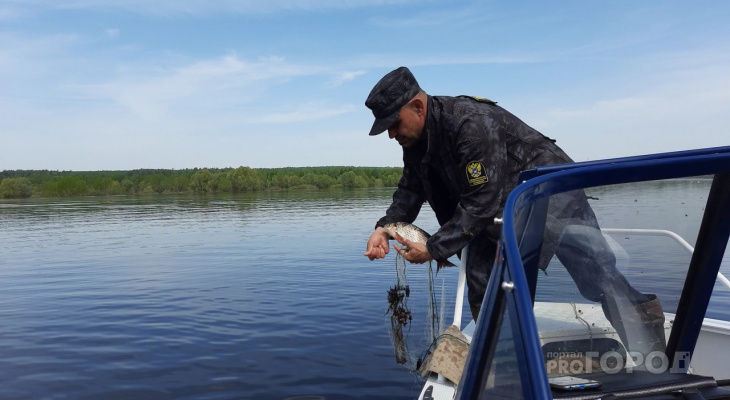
[0,166,402,199]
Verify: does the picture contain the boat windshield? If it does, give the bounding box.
[513,176,729,377]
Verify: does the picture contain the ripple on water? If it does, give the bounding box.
[0,192,423,399]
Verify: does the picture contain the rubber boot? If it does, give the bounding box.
[636,294,667,353]
[603,294,667,357]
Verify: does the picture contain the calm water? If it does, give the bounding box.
[535,179,730,320]
[1,184,729,399]
[0,189,459,400]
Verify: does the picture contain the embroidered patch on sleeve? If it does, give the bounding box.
[466,96,497,105]
[466,161,489,186]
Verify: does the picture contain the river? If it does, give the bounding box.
[1,185,728,399]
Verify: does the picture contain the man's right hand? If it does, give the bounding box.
[364,227,391,260]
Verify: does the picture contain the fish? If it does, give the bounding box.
[383,222,456,269]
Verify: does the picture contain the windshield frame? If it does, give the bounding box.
[457,146,730,399]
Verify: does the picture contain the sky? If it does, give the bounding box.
[0,1,728,171]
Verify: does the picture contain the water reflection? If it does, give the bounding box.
[0,189,454,400]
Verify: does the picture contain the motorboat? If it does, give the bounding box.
[417,146,730,399]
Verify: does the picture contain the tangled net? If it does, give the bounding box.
[385,252,442,370]
[387,283,412,364]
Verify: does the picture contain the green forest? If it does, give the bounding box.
[0,166,403,199]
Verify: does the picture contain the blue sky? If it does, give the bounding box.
[1,1,728,170]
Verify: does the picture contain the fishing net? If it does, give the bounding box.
[386,253,447,371]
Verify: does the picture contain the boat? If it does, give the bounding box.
[416,145,730,399]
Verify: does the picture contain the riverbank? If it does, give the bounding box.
[0,166,402,198]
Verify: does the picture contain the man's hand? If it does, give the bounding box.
[364,227,391,260]
[392,233,434,264]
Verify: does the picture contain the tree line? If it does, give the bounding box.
[0,167,403,199]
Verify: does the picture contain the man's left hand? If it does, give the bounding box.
[392,233,434,264]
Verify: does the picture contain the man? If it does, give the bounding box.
[362,67,665,354]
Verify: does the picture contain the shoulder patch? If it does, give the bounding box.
[466,161,489,186]
[466,96,497,105]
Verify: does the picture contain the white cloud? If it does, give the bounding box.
[2,0,419,16]
[0,32,80,73]
[248,104,355,124]
[74,54,329,119]
[370,5,488,28]
[342,53,538,73]
[233,128,403,168]
[327,70,366,88]
[532,60,730,161]
[1,2,727,171]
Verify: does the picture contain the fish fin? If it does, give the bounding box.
[436,260,456,271]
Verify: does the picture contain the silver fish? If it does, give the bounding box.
[384,222,456,269]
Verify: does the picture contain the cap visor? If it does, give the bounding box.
[368,112,399,136]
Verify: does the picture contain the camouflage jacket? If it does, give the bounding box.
[376,95,573,261]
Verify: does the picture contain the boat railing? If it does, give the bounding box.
[601,228,730,291]
[452,245,468,328]
[449,229,730,333]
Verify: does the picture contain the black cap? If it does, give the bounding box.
[365,67,421,136]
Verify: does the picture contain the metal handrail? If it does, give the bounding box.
[602,228,730,290]
[450,228,730,331]
[452,244,468,328]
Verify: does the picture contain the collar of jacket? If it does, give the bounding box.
[421,95,438,165]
